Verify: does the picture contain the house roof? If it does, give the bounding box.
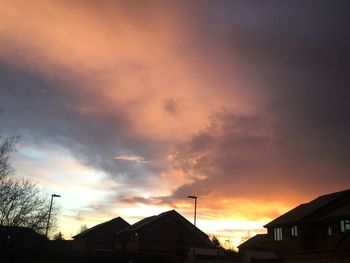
[120,215,157,233]
[0,226,48,248]
[264,189,350,228]
[0,225,48,239]
[320,202,350,220]
[73,217,129,238]
[116,210,213,247]
[238,234,273,251]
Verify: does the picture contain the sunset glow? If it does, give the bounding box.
[1,1,349,249]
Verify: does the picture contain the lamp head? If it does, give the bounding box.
[52,194,61,197]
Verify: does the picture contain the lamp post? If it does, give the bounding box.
[46,194,61,237]
[187,195,197,226]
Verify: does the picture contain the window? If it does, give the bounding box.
[340,219,350,232]
[290,225,298,237]
[274,227,283,241]
[326,226,333,236]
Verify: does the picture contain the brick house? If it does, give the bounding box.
[239,189,350,262]
[114,210,214,256]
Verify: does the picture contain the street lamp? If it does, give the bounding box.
[46,194,61,237]
[187,195,197,226]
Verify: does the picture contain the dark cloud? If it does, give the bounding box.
[123,1,350,204]
[0,64,165,188]
[163,98,178,114]
[230,2,350,189]
[168,112,276,196]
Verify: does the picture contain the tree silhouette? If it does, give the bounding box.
[77,224,88,234]
[0,135,16,180]
[53,231,64,240]
[0,135,58,235]
[210,235,222,248]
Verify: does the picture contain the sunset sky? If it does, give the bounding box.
[0,1,349,248]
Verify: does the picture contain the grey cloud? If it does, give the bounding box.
[0,64,164,188]
[159,105,349,205]
[163,98,178,115]
[117,195,176,208]
[169,112,277,196]
[93,1,350,205]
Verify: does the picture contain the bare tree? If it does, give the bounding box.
[210,235,222,248]
[53,231,64,240]
[77,224,88,234]
[0,178,58,234]
[0,135,58,235]
[0,136,17,180]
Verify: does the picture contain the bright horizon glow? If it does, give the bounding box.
[13,141,273,246]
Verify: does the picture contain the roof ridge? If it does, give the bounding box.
[73,216,128,237]
[115,210,174,235]
[115,209,212,247]
[264,189,350,227]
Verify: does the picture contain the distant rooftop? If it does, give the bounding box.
[73,216,129,238]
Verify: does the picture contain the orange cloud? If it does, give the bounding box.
[0,1,257,142]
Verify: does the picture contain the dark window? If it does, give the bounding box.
[290,225,298,237]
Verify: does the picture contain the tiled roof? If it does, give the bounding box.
[264,189,350,227]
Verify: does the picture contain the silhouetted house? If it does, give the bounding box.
[114,210,214,256]
[238,234,279,263]
[239,189,350,262]
[0,226,48,251]
[238,234,272,252]
[73,217,130,251]
[264,189,350,254]
[50,239,73,251]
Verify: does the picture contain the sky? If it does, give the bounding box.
[0,0,350,248]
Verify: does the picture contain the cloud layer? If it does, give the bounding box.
[1,1,350,238]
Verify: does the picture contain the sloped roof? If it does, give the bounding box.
[0,226,48,248]
[119,215,157,233]
[116,210,213,247]
[264,189,350,227]
[0,225,48,240]
[238,234,273,251]
[320,201,350,219]
[73,217,129,238]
